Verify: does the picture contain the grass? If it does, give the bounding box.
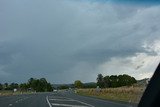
[76,86,146,104]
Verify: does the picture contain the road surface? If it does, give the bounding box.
[0,91,135,107]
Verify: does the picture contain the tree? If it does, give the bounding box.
[46,83,53,91]
[103,76,110,88]
[4,83,8,89]
[4,83,11,90]
[0,83,3,90]
[131,77,137,84]
[28,78,37,89]
[39,78,47,91]
[109,75,118,87]
[10,83,19,90]
[117,74,137,86]
[27,78,53,92]
[97,74,105,88]
[102,74,137,88]
[20,83,29,91]
[74,80,83,88]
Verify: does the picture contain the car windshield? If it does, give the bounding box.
[0,0,160,107]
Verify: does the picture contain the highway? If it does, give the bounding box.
[0,91,134,107]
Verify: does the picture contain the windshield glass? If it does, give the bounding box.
[0,0,160,107]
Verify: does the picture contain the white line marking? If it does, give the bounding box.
[50,96,70,99]
[51,103,89,107]
[49,99,75,101]
[8,104,13,106]
[48,96,94,107]
[15,97,30,104]
[46,96,52,107]
[72,99,94,107]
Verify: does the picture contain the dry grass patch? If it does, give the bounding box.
[0,90,33,96]
[77,86,145,103]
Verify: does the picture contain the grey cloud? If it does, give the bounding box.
[0,0,160,83]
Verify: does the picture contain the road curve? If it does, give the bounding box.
[0,91,135,107]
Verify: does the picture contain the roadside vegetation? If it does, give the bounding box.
[96,74,137,88]
[0,73,147,104]
[76,86,145,103]
[0,78,53,96]
[74,74,147,104]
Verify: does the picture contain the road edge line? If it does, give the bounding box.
[46,96,52,107]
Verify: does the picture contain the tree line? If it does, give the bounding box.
[97,74,137,88]
[0,78,53,92]
[73,74,137,89]
[0,74,137,91]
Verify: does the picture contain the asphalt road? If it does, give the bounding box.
[0,91,135,107]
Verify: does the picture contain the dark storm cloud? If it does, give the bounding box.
[0,0,160,83]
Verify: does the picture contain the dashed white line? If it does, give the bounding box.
[15,97,29,103]
[51,103,89,107]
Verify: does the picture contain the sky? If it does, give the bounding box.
[0,0,160,84]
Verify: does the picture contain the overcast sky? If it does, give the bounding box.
[0,0,160,84]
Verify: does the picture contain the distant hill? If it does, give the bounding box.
[136,78,150,86]
[52,82,97,89]
[52,83,74,89]
[83,82,97,88]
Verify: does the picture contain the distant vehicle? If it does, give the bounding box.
[53,89,57,92]
[13,88,17,92]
